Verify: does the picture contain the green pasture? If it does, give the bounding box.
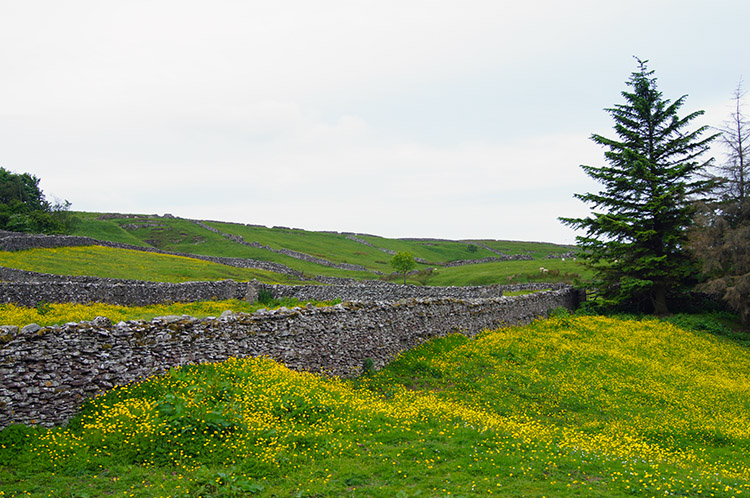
[71,213,152,247]
[0,297,337,328]
[203,221,399,273]
[467,238,577,258]
[422,258,590,286]
[0,246,307,284]
[356,235,501,264]
[66,213,579,282]
[70,213,378,280]
[2,313,748,497]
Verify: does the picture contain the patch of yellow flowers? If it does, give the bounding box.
[15,315,750,496]
[0,300,267,328]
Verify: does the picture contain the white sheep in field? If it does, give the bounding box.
[539,267,549,273]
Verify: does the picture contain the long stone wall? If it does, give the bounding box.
[0,287,581,429]
[0,265,566,307]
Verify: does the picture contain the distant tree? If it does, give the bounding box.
[560,58,716,315]
[0,167,76,234]
[0,168,49,212]
[391,251,416,284]
[690,80,750,324]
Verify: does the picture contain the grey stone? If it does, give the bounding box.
[92,316,112,328]
[0,325,19,335]
[21,323,41,334]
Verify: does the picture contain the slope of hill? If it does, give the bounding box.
[61,212,583,285]
[1,314,747,497]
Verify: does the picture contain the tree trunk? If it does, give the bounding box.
[651,283,670,316]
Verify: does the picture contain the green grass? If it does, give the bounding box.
[72,213,379,280]
[466,239,577,258]
[204,222,400,273]
[357,235,501,264]
[70,212,152,247]
[423,258,591,286]
[64,213,584,286]
[2,314,748,497]
[0,246,307,284]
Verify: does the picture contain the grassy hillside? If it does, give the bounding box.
[0,246,307,284]
[70,213,384,280]
[424,258,592,286]
[59,212,582,285]
[467,239,577,258]
[204,221,404,274]
[2,314,748,497]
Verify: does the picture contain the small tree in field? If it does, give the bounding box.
[391,251,416,284]
[560,58,716,314]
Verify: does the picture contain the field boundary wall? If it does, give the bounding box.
[0,287,582,429]
[0,265,566,306]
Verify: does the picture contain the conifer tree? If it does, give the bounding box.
[560,59,716,314]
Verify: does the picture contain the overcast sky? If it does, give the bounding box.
[1,1,748,244]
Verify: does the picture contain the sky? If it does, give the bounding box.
[1,1,749,244]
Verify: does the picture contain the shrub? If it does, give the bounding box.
[257,288,274,305]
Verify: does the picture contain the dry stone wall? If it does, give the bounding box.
[0,287,581,429]
[0,265,566,307]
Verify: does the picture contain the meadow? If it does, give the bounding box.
[1,313,748,497]
[0,246,308,285]
[62,213,581,284]
[2,219,587,287]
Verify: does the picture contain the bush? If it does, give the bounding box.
[257,289,274,305]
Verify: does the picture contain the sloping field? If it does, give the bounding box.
[354,234,502,263]
[203,221,403,273]
[426,258,592,286]
[71,214,382,279]
[64,212,580,284]
[0,246,306,284]
[1,314,748,497]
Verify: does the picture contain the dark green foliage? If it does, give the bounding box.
[257,288,275,305]
[561,59,716,315]
[0,424,38,465]
[35,301,53,316]
[0,167,77,234]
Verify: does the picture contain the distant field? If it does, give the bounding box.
[71,213,380,280]
[59,212,583,286]
[356,235,500,263]
[423,258,590,286]
[0,246,307,284]
[467,238,576,258]
[204,221,400,274]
